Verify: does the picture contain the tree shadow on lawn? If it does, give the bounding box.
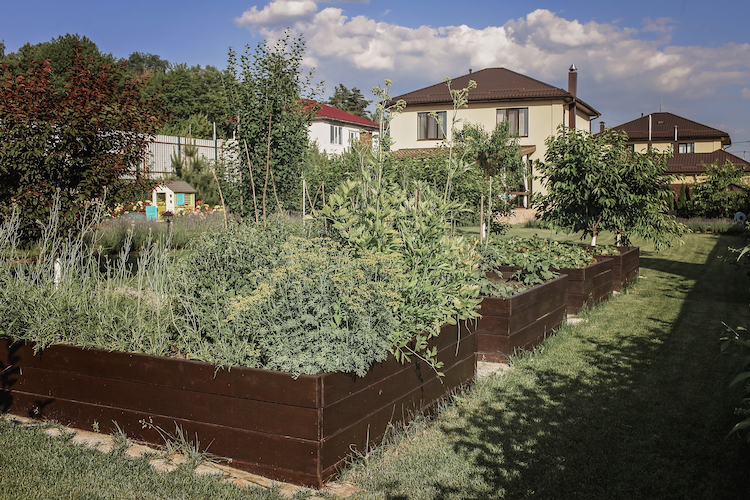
[438,234,750,500]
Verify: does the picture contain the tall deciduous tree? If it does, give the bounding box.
[535,125,686,249]
[0,45,165,242]
[225,32,321,220]
[327,84,372,120]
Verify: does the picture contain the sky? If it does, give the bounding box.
[3,0,750,157]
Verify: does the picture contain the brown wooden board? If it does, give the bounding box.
[1,327,475,489]
[475,275,568,361]
[0,340,319,408]
[594,247,639,291]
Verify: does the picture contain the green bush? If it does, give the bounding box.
[174,222,403,376]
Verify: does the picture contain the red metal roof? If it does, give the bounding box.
[611,112,731,147]
[314,103,378,129]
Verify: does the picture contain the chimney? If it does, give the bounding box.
[600,121,605,133]
[568,64,577,129]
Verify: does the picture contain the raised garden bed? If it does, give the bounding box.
[595,246,639,291]
[495,258,614,315]
[0,330,475,489]
[475,274,568,363]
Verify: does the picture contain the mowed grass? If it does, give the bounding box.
[1,232,749,499]
[0,420,299,500]
[342,233,750,499]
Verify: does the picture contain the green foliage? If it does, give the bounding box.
[677,183,689,214]
[687,160,748,218]
[320,80,482,373]
[173,222,403,376]
[327,83,373,120]
[0,34,117,94]
[535,125,687,249]
[453,120,530,232]
[225,32,321,219]
[722,324,750,443]
[0,44,165,243]
[0,202,174,357]
[484,235,597,285]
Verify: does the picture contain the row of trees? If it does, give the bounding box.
[1,34,369,142]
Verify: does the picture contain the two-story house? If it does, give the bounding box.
[606,112,750,185]
[308,103,379,155]
[388,66,601,209]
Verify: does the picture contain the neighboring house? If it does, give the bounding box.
[388,66,600,208]
[606,112,750,184]
[152,180,197,217]
[308,103,379,155]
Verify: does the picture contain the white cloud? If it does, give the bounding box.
[236,0,318,27]
[236,4,750,135]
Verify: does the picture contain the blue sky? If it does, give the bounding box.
[3,0,749,157]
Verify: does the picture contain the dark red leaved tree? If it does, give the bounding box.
[0,44,165,242]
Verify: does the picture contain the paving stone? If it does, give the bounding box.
[476,361,512,377]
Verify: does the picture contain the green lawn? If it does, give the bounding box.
[2,233,749,499]
[342,233,750,499]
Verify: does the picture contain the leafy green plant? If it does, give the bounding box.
[721,324,750,442]
[224,31,322,220]
[535,125,687,249]
[687,160,749,218]
[320,80,484,374]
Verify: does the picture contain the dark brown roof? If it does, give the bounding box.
[391,68,600,117]
[611,112,731,147]
[667,150,750,175]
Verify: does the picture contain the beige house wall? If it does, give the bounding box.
[390,99,591,197]
[631,139,723,154]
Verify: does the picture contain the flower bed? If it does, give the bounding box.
[475,274,568,363]
[595,246,639,291]
[0,329,475,489]
[496,258,614,315]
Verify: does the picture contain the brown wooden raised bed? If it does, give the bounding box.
[495,258,614,315]
[475,274,568,363]
[594,246,639,291]
[0,329,475,489]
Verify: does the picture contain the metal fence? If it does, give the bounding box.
[145,135,237,178]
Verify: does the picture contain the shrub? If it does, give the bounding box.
[172,222,404,376]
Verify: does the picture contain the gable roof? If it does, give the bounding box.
[390,67,600,117]
[313,103,379,129]
[157,181,197,193]
[611,112,731,147]
[667,149,750,175]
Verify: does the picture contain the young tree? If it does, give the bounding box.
[688,160,748,218]
[535,125,686,249]
[0,45,165,242]
[225,32,321,220]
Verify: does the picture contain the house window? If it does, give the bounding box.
[417,112,446,140]
[349,130,358,142]
[497,108,529,137]
[678,142,695,154]
[330,125,343,144]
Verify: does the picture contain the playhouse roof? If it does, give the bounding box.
[157,181,197,193]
